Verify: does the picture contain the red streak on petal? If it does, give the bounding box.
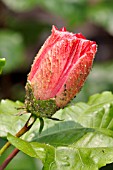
[75,33,86,39]
[50,40,96,98]
[55,51,96,107]
[28,25,78,81]
[60,27,67,31]
[28,29,60,81]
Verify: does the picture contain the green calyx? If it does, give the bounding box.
[25,82,59,118]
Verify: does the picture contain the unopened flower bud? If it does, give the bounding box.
[25,25,97,118]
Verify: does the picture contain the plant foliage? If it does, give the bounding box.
[1,92,113,169]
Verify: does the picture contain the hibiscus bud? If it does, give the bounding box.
[25,25,97,118]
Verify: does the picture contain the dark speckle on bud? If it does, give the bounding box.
[64,84,66,89]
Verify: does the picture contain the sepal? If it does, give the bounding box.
[25,81,59,118]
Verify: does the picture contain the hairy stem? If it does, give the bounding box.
[0,116,36,156]
[0,148,19,170]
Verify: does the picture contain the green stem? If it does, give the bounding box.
[0,116,36,156]
[39,117,44,134]
[0,142,11,156]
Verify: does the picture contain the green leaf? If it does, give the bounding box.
[0,58,5,74]
[0,138,42,170]
[8,134,113,170]
[0,30,25,73]
[8,92,113,169]
[0,99,30,137]
[8,133,55,170]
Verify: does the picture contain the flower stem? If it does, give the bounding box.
[0,148,19,170]
[0,142,11,156]
[0,116,36,156]
[0,116,36,170]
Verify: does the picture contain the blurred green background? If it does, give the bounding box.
[0,0,113,169]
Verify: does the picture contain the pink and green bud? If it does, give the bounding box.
[25,25,97,118]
